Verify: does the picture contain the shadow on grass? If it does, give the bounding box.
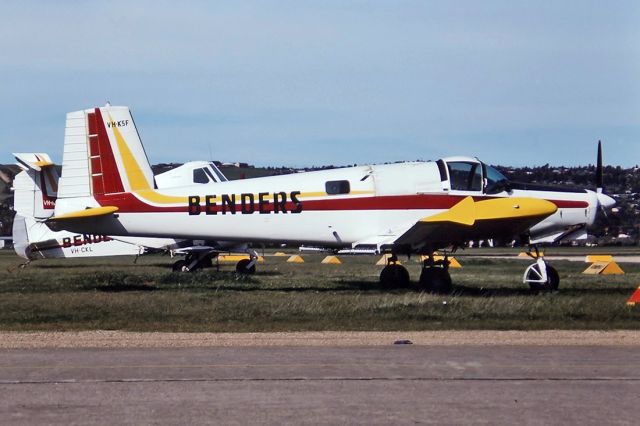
[94,284,158,292]
[33,264,124,270]
[450,285,538,297]
[202,279,392,293]
[450,284,637,297]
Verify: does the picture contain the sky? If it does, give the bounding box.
[1,0,639,168]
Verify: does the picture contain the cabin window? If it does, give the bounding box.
[447,162,482,191]
[193,168,210,184]
[325,180,350,195]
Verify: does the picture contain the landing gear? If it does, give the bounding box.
[172,251,215,272]
[235,250,259,275]
[379,255,410,288]
[236,258,256,275]
[523,257,559,291]
[172,259,187,272]
[418,253,452,293]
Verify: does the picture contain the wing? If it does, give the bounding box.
[355,196,557,251]
[397,196,557,247]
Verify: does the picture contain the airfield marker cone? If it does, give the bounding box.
[435,255,462,268]
[582,261,624,275]
[321,255,342,264]
[376,254,400,265]
[627,287,640,306]
[274,252,288,256]
[287,255,305,263]
[419,255,462,268]
[585,255,614,263]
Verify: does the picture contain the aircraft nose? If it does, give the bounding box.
[597,192,616,209]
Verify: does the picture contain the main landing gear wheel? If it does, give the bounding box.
[419,267,452,293]
[379,264,410,289]
[172,260,188,272]
[523,260,559,291]
[236,258,256,275]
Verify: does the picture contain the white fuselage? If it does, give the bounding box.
[54,159,607,250]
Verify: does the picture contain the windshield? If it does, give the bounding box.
[484,164,509,193]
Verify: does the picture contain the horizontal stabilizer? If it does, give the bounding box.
[14,153,54,171]
[49,206,119,221]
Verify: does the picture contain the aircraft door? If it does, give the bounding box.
[442,160,484,194]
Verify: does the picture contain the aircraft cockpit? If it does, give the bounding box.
[154,161,229,189]
[437,157,510,195]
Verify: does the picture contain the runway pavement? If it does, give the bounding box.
[0,345,638,425]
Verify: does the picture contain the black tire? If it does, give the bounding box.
[379,264,410,289]
[527,264,559,291]
[201,255,213,269]
[172,260,188,272]
[236,258,256,275]
[419,267,452,293]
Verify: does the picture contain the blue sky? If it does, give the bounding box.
[1,1,639,167]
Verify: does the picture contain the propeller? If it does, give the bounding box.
[595,141,615,207]
[593,141,616,223]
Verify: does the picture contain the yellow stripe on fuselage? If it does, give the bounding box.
[131,189,375,207]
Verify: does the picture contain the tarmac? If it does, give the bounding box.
[0,341,638,425]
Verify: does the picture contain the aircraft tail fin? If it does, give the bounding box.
[12,153,59,220]
[11,214,55,260]
[58,105,155,200]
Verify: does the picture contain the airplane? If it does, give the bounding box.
[11,152,258,273]
[46,105,615,292]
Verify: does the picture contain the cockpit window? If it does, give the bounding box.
[484,164,509,194]
[447,162,482,191]
[193,168,210,184]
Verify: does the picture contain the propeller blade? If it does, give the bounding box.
[596,140,603,193]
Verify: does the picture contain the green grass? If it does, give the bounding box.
[0,249,639,331]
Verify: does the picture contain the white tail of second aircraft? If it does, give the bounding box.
[11,153,143,260]
[13,153,58,220]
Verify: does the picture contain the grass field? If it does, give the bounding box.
[0,248,639,332]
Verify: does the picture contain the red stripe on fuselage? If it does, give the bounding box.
[549,200,589,208]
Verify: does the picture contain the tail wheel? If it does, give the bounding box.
[524,262,559,291]
[419,267,452,293]
[380,264,410,289]
[236,258,256,275]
